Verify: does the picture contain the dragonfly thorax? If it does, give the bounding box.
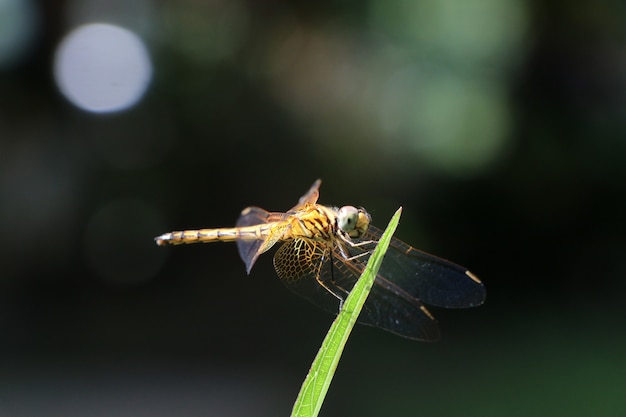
[337,206,371,239]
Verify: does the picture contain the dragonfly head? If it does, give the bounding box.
[337,206,371,239]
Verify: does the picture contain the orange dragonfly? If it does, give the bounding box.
[155,179,485,341]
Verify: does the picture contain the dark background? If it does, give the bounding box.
[2,0,626,416]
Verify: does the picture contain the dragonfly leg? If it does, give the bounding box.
[343,251,370,262]
[313,251,352,312]
[315,274,346,309]
[350,240,377,247]
[335,238,373,263]
[338,231,377,248]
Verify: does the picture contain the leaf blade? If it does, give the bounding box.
[291,207,403,417]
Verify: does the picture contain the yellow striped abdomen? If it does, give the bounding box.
[155,223,275,246]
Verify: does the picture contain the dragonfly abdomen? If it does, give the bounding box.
[155,223,275,246]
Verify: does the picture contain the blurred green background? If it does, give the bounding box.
[2,0,626,415]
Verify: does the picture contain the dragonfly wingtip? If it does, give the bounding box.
[465,270,482,284]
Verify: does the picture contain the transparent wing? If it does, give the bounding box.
[360,225,486,308]
[273,238,340,314]
[235,179,321,273]
[273,238,441,341]
[235,207,289,274]
[290,179,321,210]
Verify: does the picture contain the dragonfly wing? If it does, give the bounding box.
[236,207,289,274]
[289,179,321,211]
[274,239,341,314]
[236,179,322,272]
[274,239,441,341]
[361,225,486,308]
[329,249,441,341]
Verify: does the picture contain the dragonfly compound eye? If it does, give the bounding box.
[337,206,359,234]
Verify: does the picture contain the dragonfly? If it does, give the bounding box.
[155,179,485,341]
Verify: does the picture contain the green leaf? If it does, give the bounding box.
[290,207,403,417]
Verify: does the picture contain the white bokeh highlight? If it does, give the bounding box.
[54,23,152,113]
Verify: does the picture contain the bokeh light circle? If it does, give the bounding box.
[54,23,153,113]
